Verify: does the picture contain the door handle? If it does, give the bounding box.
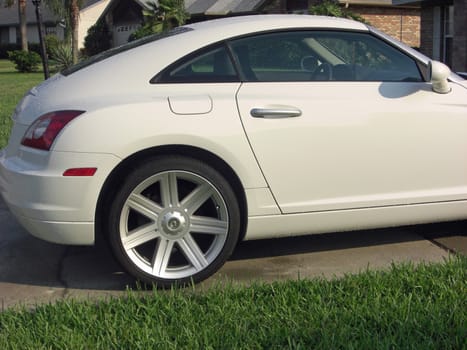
[250,107,302,119]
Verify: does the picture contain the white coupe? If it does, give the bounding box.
[1,15,466,286]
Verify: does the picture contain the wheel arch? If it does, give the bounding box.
[95,144,248,244]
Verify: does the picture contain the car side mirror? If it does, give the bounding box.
[429,60,451,94]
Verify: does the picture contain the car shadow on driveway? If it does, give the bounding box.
[1,200,465,293]
[232,220,467,260]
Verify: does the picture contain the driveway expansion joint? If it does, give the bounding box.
[57,246,71,299]
[426,238,457,255]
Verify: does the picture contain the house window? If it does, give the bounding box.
[0,27,9,44]
[45,26,57,36]
[443,5,453,67]
[433,5,454,67]
[116,24,140,33]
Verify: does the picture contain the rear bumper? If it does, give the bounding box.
[0,147,121,245]
[10,210,95,245]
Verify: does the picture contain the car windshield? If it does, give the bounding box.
[62,26,193,76]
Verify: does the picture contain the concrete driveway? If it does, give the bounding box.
[1,196,465,310]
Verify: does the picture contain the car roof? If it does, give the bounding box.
[185,14,369,39]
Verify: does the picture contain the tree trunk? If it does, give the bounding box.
[18,0,28,51]
[71,0,80,64]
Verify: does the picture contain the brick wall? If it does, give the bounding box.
[347,6,420,48]
[259,1,421,49]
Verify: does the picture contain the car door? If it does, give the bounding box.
[231,30,467,214]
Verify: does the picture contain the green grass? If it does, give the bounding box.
[0,60,43,148]
[1,257,465,349]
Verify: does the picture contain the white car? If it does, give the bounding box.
[1,15,466,287]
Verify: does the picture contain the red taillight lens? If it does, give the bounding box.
[63,168,97,177]
[21,110,85,150]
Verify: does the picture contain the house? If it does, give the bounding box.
[100,0,420,48]
[100,0,268,46]
[339,0,420,48]
[79,0,112,48]
[263,1,420,47]
[395,0,467,72]
[0,0,110,49]
[0,3,60,46]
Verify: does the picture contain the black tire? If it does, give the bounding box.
[106,156,241,287]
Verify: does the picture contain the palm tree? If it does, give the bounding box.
[130,0,189,41]
[45,0,84,64]
[3,0,28,51]
[18,0,28,51]
[70,0,79,63]
[157,0,189,31]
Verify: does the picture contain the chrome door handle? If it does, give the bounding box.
[250,107,302,119]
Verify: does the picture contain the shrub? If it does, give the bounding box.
[7,50,42,72]
[27,43,42,56]
[128,25,155,42]
[49,43,73,71]
[0,44,21,59]
[1,43,44,59]
[45,35,61,55]
[309,0,367,23]
[83,19,111,56]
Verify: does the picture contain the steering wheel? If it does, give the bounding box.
[311,63,333,81]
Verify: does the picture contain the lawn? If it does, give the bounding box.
[0,60,43,148]
[0,257,465,349]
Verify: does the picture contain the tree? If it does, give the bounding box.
[45,0,85,64]
[129,0,189,41]
[70,0,79,63]
[2,0,28,51]
[157,0,189,30]
[309,0,367,23]
[18,0,28,51]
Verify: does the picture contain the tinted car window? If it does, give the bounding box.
[156,45,239,83]
[229,32,313,82]
[228,31,422,82]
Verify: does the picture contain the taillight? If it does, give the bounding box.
[21,110,85,150]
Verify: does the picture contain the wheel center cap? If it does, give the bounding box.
[161,211,186,236]
[168,217,180,230]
